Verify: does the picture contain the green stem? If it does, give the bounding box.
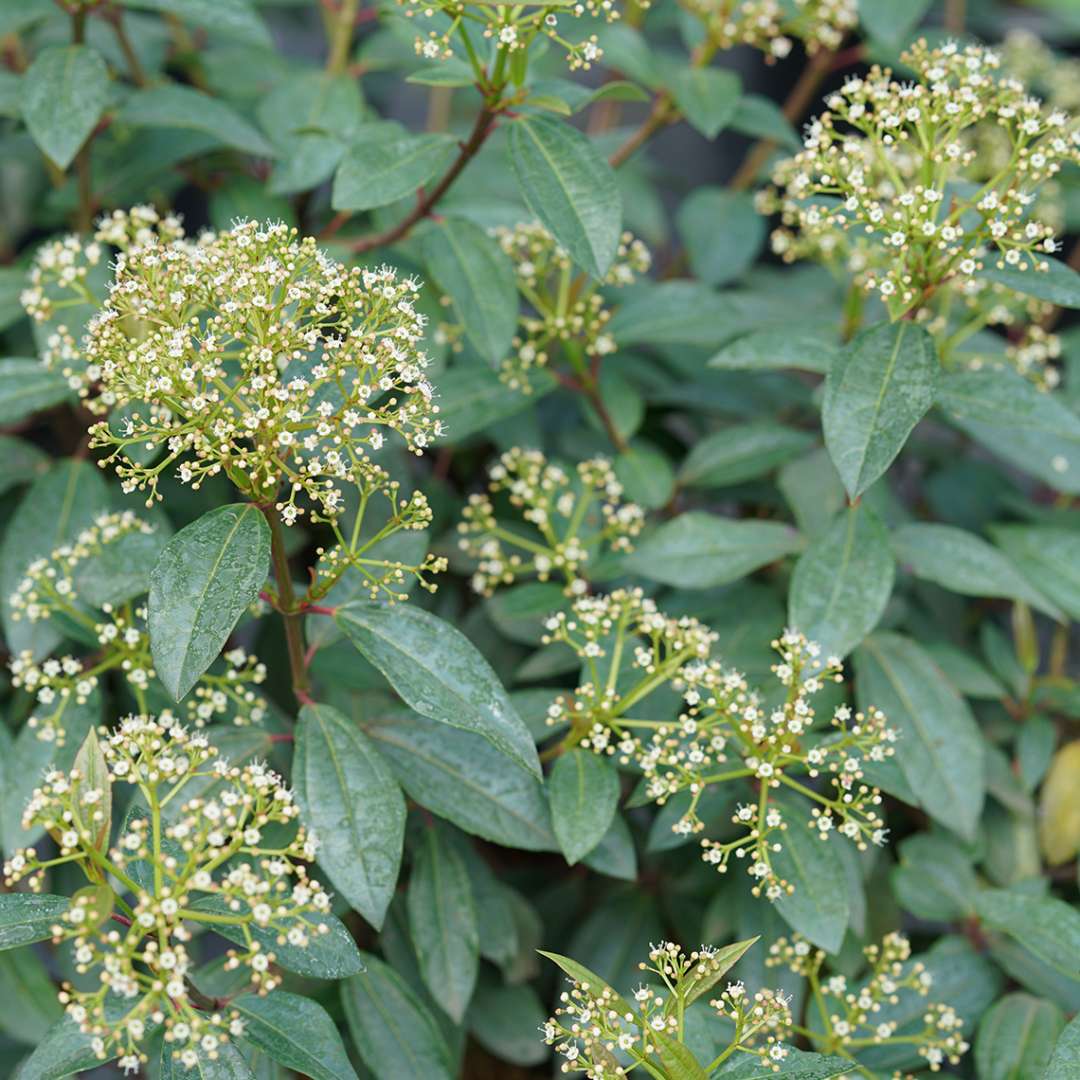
[261,505,312,703]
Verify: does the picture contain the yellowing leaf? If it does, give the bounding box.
[1039,740,1080,866]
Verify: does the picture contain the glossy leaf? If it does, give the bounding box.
[823,321,937,499]
[508,114,622,278]
[548,749,619,865]
[148,503,271,701]
[982,256,1080,308]
[336,602,540,776]
[160,1040,256,1080]
[0,894,68,951]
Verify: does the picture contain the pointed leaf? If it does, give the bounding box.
[71,727,111,861]
[682,936,759,1007]
[653,1030,708,1080]
[975,992,1063,1080]
[973,889,1080,981]
[332,131,455,212]
[335,602,540,776]
[148,503,271,701]
[823,321,937,499]
[537,950,634,1015]
[548,749,619,865]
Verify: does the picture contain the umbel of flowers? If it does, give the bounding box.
[457,448,645,596]
[8,510,267,744]
[22,210,446,602]
[489,222,650,393]
[680,0,857,60]
[763,40,1080,386]
[4,717,331,1074]
[544,600,895,900]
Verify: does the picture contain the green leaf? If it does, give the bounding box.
[467,978,548,1066]
[0,358,72,426]
[20,45,109,169]
[679,423,814,488]
[717,1047,854,1079]
[148,503,271,701]
[894,522,1062,618]
[160,1040,256,1080]
[360,709,558,851]
[625,512,802,589]
[537,950,635,1015]
[709,325,837,374]
[890,833,978,921]
[854,632,985,841]
[607,281,736,348]
[0,894,68,951]
[682,936,759,1007]
[975,992,1063,1080]
[508,114,622,278]
[332,131,455,212]
[71,728,111,863]
[582,812,638,881]
[0,436,48,497]
[614,443,675,510]
[668,66,741,140]
[120,85,276,157]
[991,525,1080,623]
[72,518,170,610]
[982,256,1080,309]
[15,1014,112,1079]
[421,217,517,368]
[974,888,1080,981]
[233,992,359,1080]
[407,825,480,1022]
[788,504,894,660]
[341,953,454,1080]
[190,894,364,980]
[772,809,851,953]
[823,321,937,499]
[335,602,540,776]
[437,364,555,442]
[858,0,932,44]
[936,369,1080,493]
[1045,1014,1080,1080]
[0,948,60,1044]
[1,458,109,659]
[653,1030,709,1080]
[548,749,619,865]
[778,449,847,538]
[119,0,271,46]
[729,93,801,150]
[294,703,405,930]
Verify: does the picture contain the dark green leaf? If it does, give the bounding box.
[788,504,894,659]
[991,525,1080,622]
[653,1030,708,1080]
[295,703,405,930]
[0,894,68,951]
[890,833,977,921]
[332,132,455,211]
[119,0,271,46]
[407,825,479,1022]
[717,1047,856,1078]
[614,443,675,509]
[729,93,801,150]
[677,189,764,288]
[422,217,517,368]
[682,937,759,1007]
[668,67,741,140]
[20,46,109,169]
[1045,1014,1080,1080]
[709,326,837,374]
[974,888,1080,980]
[975,992,1063,1080]
[0,358,72,426]
[548,749,619,865]
[858,0,933,44]
[625,512,802,589]
[467,978,548,1066]
[680,423,814,488]
[148,503,271,701]
[233,992,358,1080]
[341,953,454,1080]
[160,1040,256,1080]
[537,950,634,1015]
[982,256,1080,308]
[508,115,622,278]
[335,602,540,776]
[823,321,937,499]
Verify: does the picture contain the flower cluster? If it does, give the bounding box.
[681,0,856,60]
[542,940,792,1077]
[401,0,637,71]
[546,607,895,899]
[768,933,970,1072]
[4,716,332,1074]
[489,223,650,392]
[765,41,1080,319]
[8,510,267,742]
[457,448,644,595]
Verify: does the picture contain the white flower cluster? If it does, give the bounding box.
[489,223,650,393]
[682,0,856,60]
[768,932,970,1071]
[766,41,1080,318]
[8,511,267,742]
[457,448,645,595]
[4,716,332,1074]
[545,602,895,900]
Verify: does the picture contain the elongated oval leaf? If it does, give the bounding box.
[341,953,454,1080]
[71,727,111,862]
[991,525,1080,623]
[625,512,802,589]
[361,709,557,851]
[823,321,937,499]
[119,0,271,46]
[332,132,455,212]
[0,894,68,951]
[669,66,741,140]
[1045,1014,1080,1080]
[854,632,986,841]
[789,504,894,659]
[0,358,72,426]
[20,45,109,169]
[974,888,1080,981]
[160,1040,256,1080]
[682,936,759,1007]
[407,826,479,1022]
[537,950,634,1015]
[335,602,540,776]
[421,217,518,368]
[653,1030,709,1080]
[508,114,621,278]
[982,256,1080,308]
[233,992,358,1080]
[149,503,270,701]
[975,992,1063,1080]
[548,749,619,865]
[295,703,405,930]
[678,422,813,488]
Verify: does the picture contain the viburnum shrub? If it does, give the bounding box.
[1,2,1080,1080]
